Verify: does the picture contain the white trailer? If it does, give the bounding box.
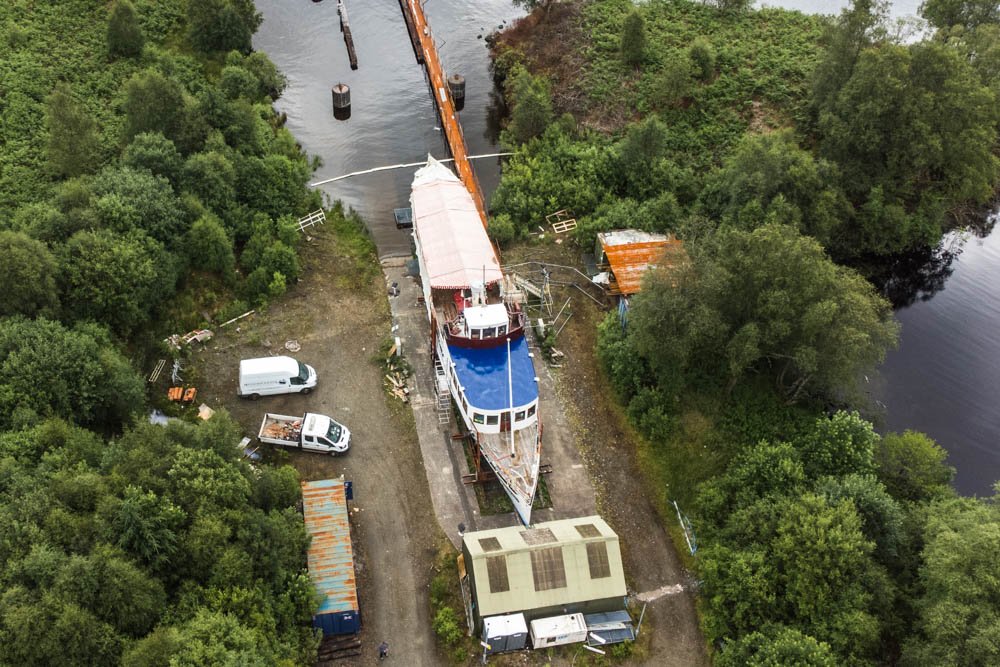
[529,613,587,649]
[258,413,350,454]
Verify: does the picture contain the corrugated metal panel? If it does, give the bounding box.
[301,478,359,627]
[603,241,671,295]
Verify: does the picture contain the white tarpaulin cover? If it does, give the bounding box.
[411,156,502,289]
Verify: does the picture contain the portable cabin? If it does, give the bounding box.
[530,613,587,648]
[459,516,628,632]
[301,477,360,635]
[585,610,636,645]
[482,613,529,655]
[594,229,685,296]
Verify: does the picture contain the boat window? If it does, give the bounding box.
[527,405,536,417]
[486,414,499,426]
[473,328,482,340]
[473,413,485,424]
[498,325,507,336]
[515,411,526,421]
[483,327,496,338]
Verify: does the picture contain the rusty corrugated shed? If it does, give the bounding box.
[598,232,684,295]
[301,478,358,615]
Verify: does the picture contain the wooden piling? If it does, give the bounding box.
[397,0,424,65]
[338,0,358,70]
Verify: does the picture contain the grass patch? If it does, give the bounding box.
[428,542,475,664]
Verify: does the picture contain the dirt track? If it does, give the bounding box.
[196,227,442,666]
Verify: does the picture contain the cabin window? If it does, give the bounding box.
[527,405,536,417]
[473,328,482,339]
[486,414,499,426]
[473,413,485,425]
[498,325,507,336]
[515,411,526,422]
[483,327,496,338]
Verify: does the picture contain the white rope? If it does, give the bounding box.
[309,152,513,187]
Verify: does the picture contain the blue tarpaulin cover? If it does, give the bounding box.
[449,336,538,410]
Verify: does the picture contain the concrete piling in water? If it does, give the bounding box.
[332,83,351,120]
[447,74,465,111]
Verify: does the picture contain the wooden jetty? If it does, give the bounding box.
[397,0,424,65]
[338,0,358,70]
[405,0,488,230]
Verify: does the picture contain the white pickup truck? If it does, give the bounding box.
[258,413,351,455]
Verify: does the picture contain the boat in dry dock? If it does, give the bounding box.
[410,156,541,525]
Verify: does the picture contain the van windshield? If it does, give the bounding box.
[297,362,310,382]
[327,422,343,442]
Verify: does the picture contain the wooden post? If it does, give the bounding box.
[338,0,358,70]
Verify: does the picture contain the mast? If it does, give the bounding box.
[507,337,515,459]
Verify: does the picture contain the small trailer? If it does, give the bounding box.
[258,413,350,454]
[530,613,587,649]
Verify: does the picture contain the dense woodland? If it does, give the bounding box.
[495,0,1000,665]
[0,1,324,664]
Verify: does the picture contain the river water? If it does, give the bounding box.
[253,0,520,258]
[254,1,1000,496]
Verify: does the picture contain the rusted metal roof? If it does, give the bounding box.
[598,231,685,296]
[301,478,358,615]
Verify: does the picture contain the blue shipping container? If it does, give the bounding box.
[301,478,361,636]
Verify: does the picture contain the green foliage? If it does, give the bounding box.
[59,230,178,336]
[902,498,1000,666]
[122,69,191,148]
[716,626,838,667]
[630,224,898,402]
[432,606,464,646]
[107,0,145,58]
[795,411,877,479]
[650,52,694,108]
[0,318,143,429]
[187,0,261,55]
[0,231,59,318]
[123,132,183,185]
[92,166,187,244]
[44,84,100,179]
[505,68,553,145]
[921,0,1000,30]
[876,430,955,502]
[621,10,646,68]
[186,214,236,276]
[689,37,716,81]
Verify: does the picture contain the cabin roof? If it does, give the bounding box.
[449,336,538,410]
[597,230,685,295]
[411,157,502,289]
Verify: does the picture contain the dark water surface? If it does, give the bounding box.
[253,0,520,258]
[254,1,1000,495]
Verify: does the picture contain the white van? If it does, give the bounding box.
[238,356,317,399]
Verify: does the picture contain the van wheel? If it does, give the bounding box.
[301,387,312,395]
[249,393,260,401]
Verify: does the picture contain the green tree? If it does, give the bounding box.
[107,486,185,569]
[921,0,1000,29]
[0,231,59,318]
[44,84,100,178]
[186,214,236,276]
[59,230,178,335]
[621,10,646,69]
[91,166,187,244]
[689,37,716,81]
[123,70,188,146]
[182,151,237,216]
[123,132,184,185]
[717,626,838,667]
[699,130,850,248]
[876,430,955,502]
[0,318,143,429]
[902,498,1000,666]
[651,53,694,108]
[107,0,144,58]
[187,0,262,54]
[630,224,899,402]
[796,411,878,479]
[505,69,553,145]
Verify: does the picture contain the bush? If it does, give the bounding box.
[107,0,144,58]
[689,37,716,80]
[432,606,464,646]
[621,10,647,69]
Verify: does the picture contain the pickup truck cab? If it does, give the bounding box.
[258,412,350,454]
